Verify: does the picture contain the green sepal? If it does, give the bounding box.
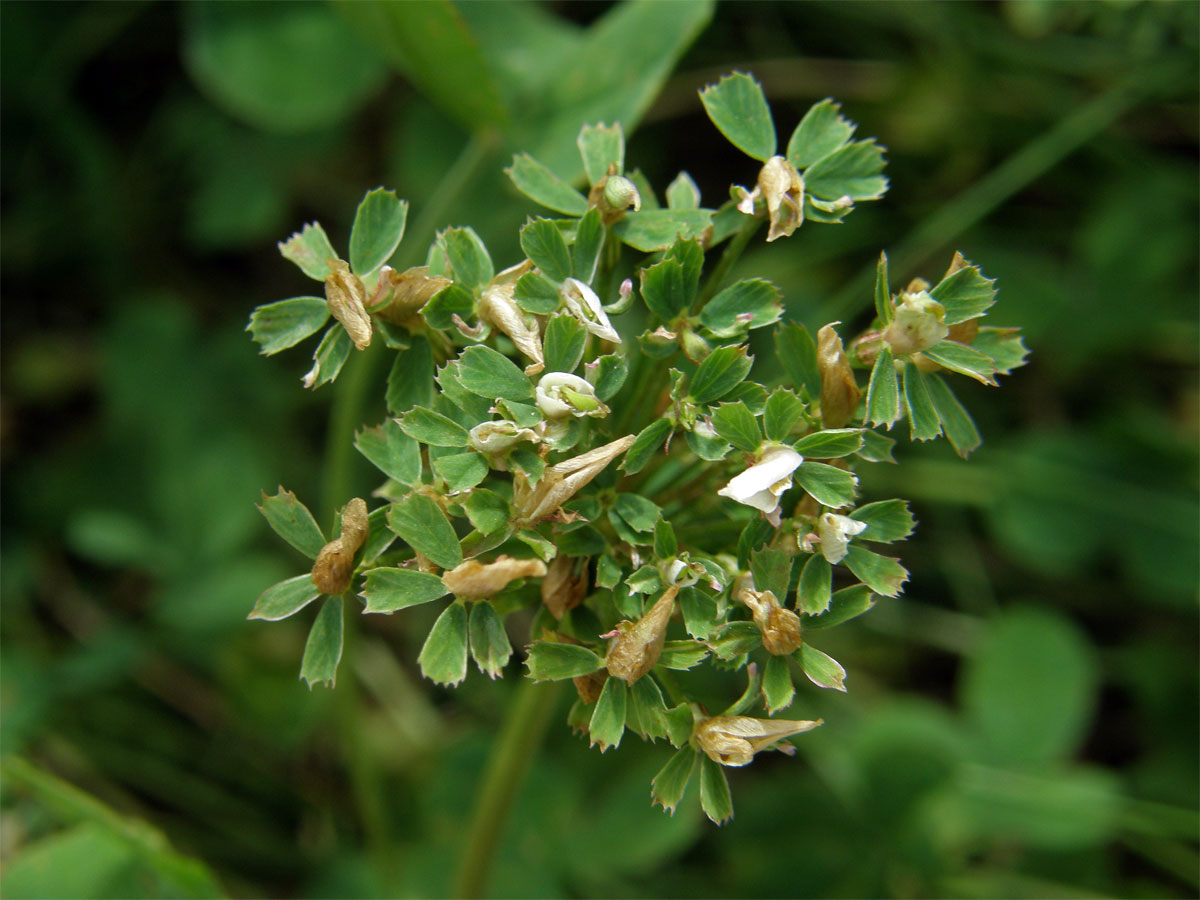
[689,345,754,405]
[247,297,330,355]
[437,226,493,291]
[525,641,603,681]
[421,283,475,330]
[468,601,512,679]
[803,584,876,631]
[796,554,833,616]
[505,153,589,216]
[360,567,449,613]
[387,494,463,570]
[620,418,672,474]
[798,642,846,691]
[651,747,698,815]
[457,345,534,402]
[795,461,858,508]
[709,401,762,453]
[589,676,628,752]
[699,71,775,161]
[304,325,352,389]
[925,374,982,458]
[699,279,782,337]
[386,335,435,414]
[355,419,421,486]
[398,405,469,447]
[843,545,908,597]
[793,428,865,459]
[418,601,469,687]
[866,345,900,428]
[786,97,855,170]
[463,489,510,535]
[849,499,915,543]
[804,139,888,202]
[279,221,338,281]
[577,122,625,184]
[520,217,572,284]
[698,754,734,825]
[612,209,713,253]
[432,452,488,492]
[774,321,821,399]
[902,362,943,442]
[349,187,408,276]
[258,488,325,559]
[762,653,795,714]
[249,574,322,622]
[763,388,806,442]
[300,596,343,689]
[543,314,587,373]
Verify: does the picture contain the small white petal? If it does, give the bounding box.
[817,512,868,564]
[717,447,804,515]
[561,278,622,344]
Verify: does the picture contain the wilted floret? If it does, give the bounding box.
[694,715,822,767]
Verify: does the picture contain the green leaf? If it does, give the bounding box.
[349,187,408,276]
[248,574,322,622]
[678,587,718,639]
[857,428,897,464]
[360,567,449,613]
[386,335,435,414]
[278,222,338,281]
[653,518,678,560]
[796,554,832,616]
[543,314,587,373]
[786,97,855,169]
[762,654,795,714]
[333,0,507,132]
[515,528,556,562]
[526,641,603,681]
[589,353,627,401]
[698,754,734,825]
[578,121,624,184]
[657,639,710,670]
[709,401,761,453]
[595,555,622,590]
[620,418,672,474]
[520,217,572,283]
[803,584,876,630]
[973,327,1029,375]
[558,523,606,557]
[762,388,805,442]
[849,499,915,543]
[186,2,387,133]
[793,428,865,459]
[922,340,998,385]
[571,208,605,284]
[509,448,545,485]
[925,374,982,458]
[438,227,494,291]
[505,153,589,216]
[689,345,754,405]
[626,676,670,741]
[961,606,1098,767]
[651,747,698,815]
[795,461,858,508]
[258,488,325,559]
[708,621,762,661]
[665,171,701,210]
[774,321,821,399]
[750,548,793,601]
[685,429,731,462]
[432,451,488,492]
[612,209,713,253]
[804,140,888,201]
[304,325,352,389]
[355,419,421,486]
[514,271,562,315]
[247,297,330,355]
[865,345,900,428]
[464,489,510,535]
[418,601,469,686]
[387,494,463,570]
[639,257,688,321]
[362,507,397,565]
[843,545,908,597]
[874,250,893,326]
[614,494,662,533]
[930,256,997,325]
[589,676,628,751]
[699,71,775,161]
[300,596,343,689]
[457,345,534,401]
[736,518,774,571]
[421,283,475,330]
[468,601,512,679]
[799,642,846,691]
[700,278,783,338]
[398,405,469,447]
[902,362,943,442]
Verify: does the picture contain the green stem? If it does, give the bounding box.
[452,679,562,899]
[697,216,761,305]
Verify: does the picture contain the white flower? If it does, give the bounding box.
[535,372,608,419]
[560,278,621,344]
[816,512,868,564]
[883,290,949,356]
[717,446,804,518]
[468,420,538,455]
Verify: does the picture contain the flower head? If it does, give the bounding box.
[441,555,547,600]
[736,156,805,242]
[479,260,543,374]
[717,446,803,523]
[816,512,868,564]
[694,715,822,767]
[739,587,803,655]
[468,420,538,456]
[513,435,634,524]
[817,323,861,428]
[883,290,949,356]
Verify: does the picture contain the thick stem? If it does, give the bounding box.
[452,679,562,899]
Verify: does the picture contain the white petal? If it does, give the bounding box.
[817,512,868,564]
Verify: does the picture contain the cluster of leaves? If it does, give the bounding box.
[246,72,1027,824]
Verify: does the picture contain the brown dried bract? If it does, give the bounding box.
[311,498,369,595]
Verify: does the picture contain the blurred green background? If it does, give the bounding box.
[2,1,1196,897]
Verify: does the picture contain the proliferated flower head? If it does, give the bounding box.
[816,512,868,564]
[883,290,949,356]
[717,446,803,525]
[694,715,823,767]
[560,278,621,344]
[736,155,805,242]
[368,265,452,328]
[535,372,609,419]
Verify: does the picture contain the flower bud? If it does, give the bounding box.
[694,715,822,767]
[441,555,547,600]
[606,585,678,684]
[602,175,641,216]
[883,291,949,356]
[468,420,538,456]
[535,372,609,419]
[541,554,587,619]
[560,278,621,343]
[311,498,369,595]
[739,587,802,655]
[816,512,868,564]
[817,323,862,428]
[325,259,372,350]
[368,265,452,327]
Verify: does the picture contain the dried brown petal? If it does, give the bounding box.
[311,498,369,595]
[606,585,678,685]
[369,265,451,326]
[739,587,802,656]
[325,259,372,350]
[514,435,635,525]
[541,555,587,619]
[695,715,822,767]
[817,323,862,428]
[441,555,547,600]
